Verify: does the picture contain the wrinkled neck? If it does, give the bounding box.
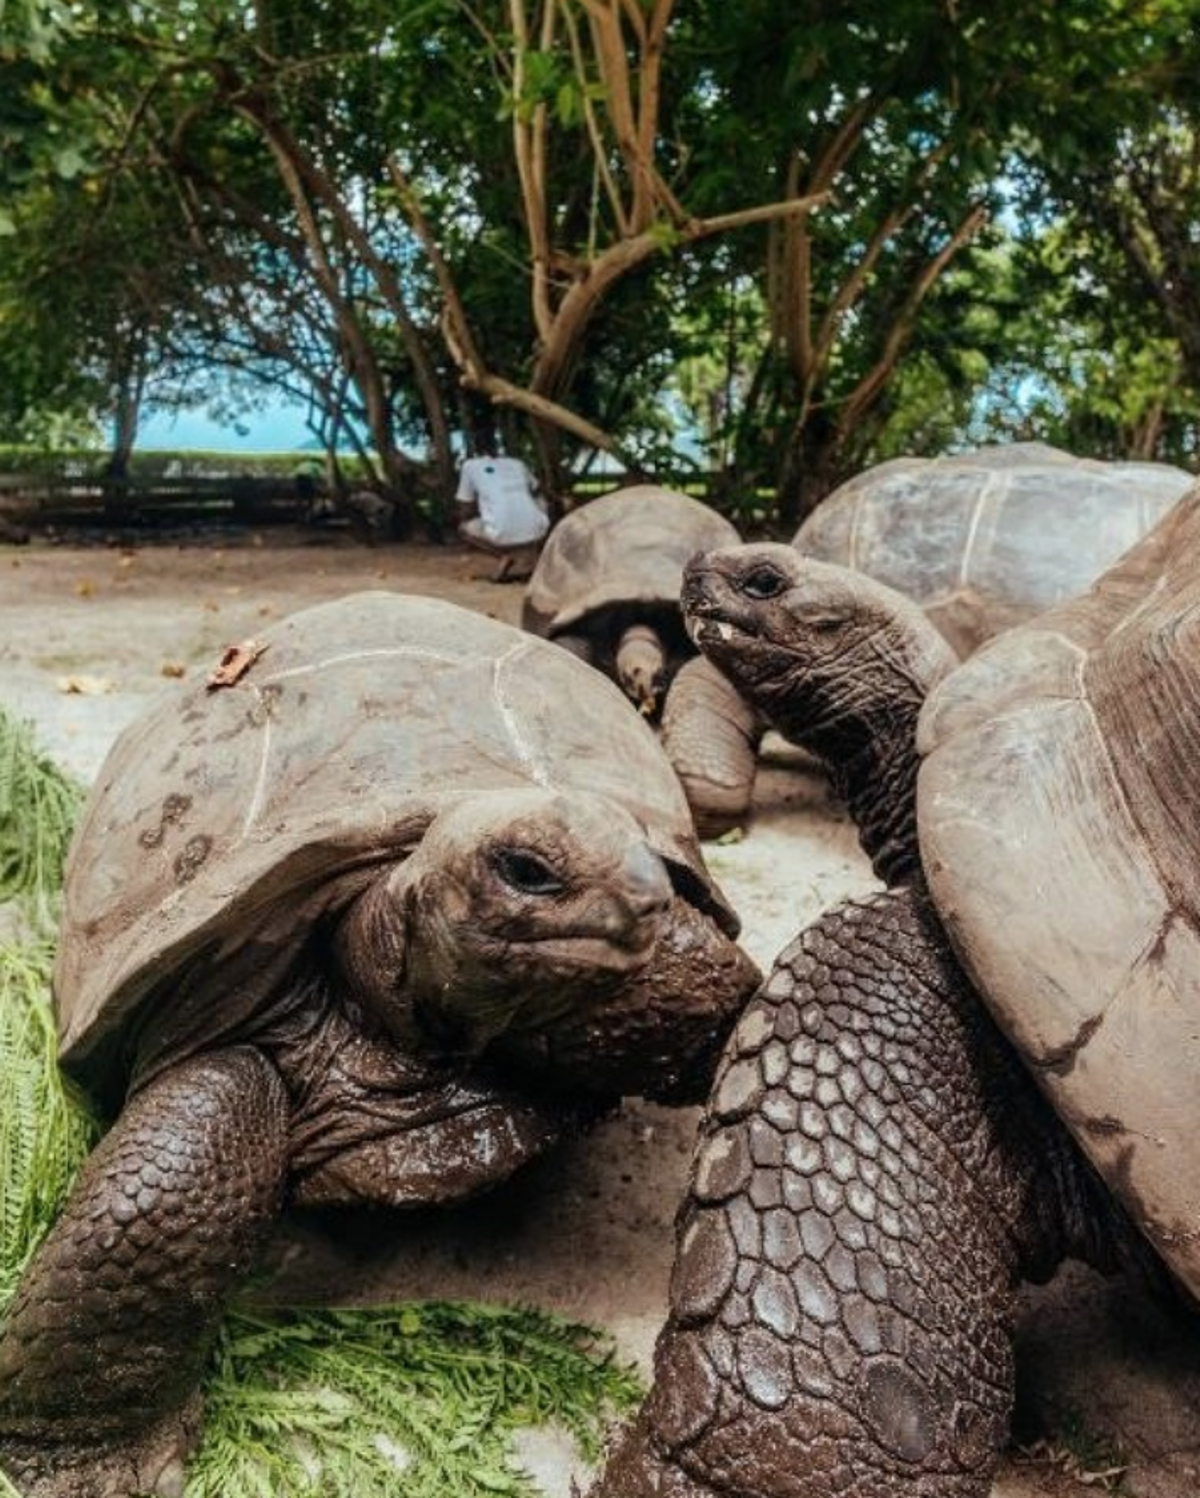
[809,618,955,887]
[835,704,924,886]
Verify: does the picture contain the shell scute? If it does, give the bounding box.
[523,485,741,638]
[919,483,1200,1296]
[797,444,1193,655]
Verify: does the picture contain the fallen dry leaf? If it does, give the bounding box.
[56,674,115,696]
[206,638,268,690]
[1015,1439,1129,1491]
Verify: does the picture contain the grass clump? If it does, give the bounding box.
[0,706,84,925]
[0,939,99,1311]
[188,1302,641,1497]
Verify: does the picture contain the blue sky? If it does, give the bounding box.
[138,394,316,452]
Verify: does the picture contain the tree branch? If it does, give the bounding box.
[839,202,988,431]
[532,191,827,396]
[509,0,556,342]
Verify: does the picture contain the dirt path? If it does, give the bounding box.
[3,527,1199,1496]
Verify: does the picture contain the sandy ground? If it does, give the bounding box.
[3,524,1200,1497]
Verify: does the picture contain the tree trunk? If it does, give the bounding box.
[774,406,844,532]
[103,337,147,519]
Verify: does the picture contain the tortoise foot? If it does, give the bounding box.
[590,1419,719,1498]
[0,1395,201,1498]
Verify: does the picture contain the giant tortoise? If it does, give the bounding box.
[589,485,1200,1495]
[795,441,1193,656]
[0,592,761,1498]
[523,484,763,836]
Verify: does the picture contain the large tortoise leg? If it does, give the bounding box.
[661,656,763,840]
[590,888,1101,1498]
[0,1047,289,1498]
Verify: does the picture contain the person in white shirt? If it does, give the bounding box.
[454,449,550,580]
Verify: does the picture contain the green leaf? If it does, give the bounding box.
[51,143,87,179]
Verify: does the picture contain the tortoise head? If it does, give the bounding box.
[681,542,957,759]
[335,787,674,1058]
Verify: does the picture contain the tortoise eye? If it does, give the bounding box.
[492,848,566,896]
[739,566,788,601]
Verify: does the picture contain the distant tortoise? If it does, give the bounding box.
[523,484,764,837]
[591,489,1200,1497]
[795,441,1193,656]
[0,592,761,1498]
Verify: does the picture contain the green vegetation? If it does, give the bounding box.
[189,1304,641,1498]
[2,3,1196,527]
[0,707,83,924]
[0,939,97,1311]
[0,709,641,1494]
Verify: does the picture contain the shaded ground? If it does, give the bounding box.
[3,525,1199,1496]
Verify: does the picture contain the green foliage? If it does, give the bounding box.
[4,0,1199,517]
[0,708,96,1313]
[0,446,347,479]
[0,939,98,1312]
[0,705,84,924]
[188,1303,641,1497]
[1017,1404,1132,1493]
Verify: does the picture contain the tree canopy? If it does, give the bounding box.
[2,0,1197,527]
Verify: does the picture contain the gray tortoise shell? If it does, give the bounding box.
[55,592,734,1079]
[523,485,741,637]
[795,442,1194,656]
[918,481,1200,1300]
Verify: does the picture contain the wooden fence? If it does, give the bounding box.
[0,471,319,530]
[0,466,740,536]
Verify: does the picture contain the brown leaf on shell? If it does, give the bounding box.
[206,639,268,691]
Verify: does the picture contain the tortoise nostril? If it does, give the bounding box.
[621,844,673,917]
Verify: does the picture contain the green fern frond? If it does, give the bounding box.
[0,705,84,926]
[0,940,99,1311]
[187,1303,642,1497]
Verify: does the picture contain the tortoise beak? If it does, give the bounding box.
[682,571,738,649]
[681,553,718,642]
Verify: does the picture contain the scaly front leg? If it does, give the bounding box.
[591,889,1084,1497]
[0,1047,289,1498]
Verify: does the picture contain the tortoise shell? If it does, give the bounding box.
[918,481,1200,1299]
[522,485,740,638]
[795,442,1193,655]
[55,592,735,1081]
